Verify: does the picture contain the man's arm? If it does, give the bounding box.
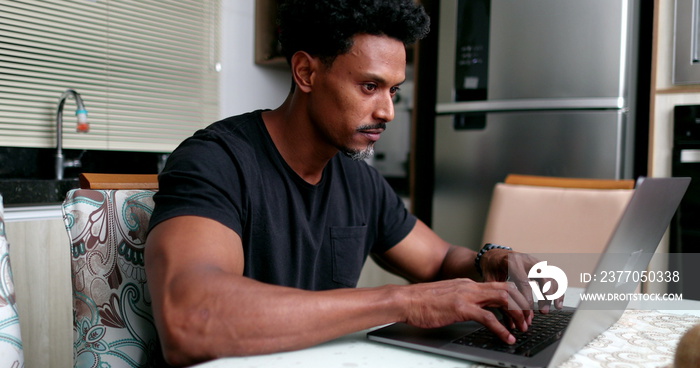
[376,219,556,318]
[146,216,529,366]
[375,219,485,282]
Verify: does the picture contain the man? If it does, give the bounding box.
[145,1,559,366]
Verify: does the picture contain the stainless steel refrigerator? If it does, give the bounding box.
[431,0,649,248]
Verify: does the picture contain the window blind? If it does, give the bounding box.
[0,0,220,152]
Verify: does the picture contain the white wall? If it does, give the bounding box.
[219,0,291,118]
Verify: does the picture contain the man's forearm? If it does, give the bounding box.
[155,270,530,367]
[436,244,481,281]
[154,269,408,366]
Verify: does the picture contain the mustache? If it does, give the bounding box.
[356,123,387,131]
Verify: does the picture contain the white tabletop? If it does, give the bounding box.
[190,289,700,368]
[190,328,478,368]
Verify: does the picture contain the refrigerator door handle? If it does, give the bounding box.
[435,97,625,115]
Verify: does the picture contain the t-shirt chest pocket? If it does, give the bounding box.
[330,226,368,287]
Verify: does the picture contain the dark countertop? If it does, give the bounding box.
[0,179,80,206]
[0,146,164,206]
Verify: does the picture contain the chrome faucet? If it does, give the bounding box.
[56,89,89,180]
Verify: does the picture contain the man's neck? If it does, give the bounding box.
[262,96,336,185]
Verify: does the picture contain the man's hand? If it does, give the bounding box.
[401,279,532,344]
[480,249,565,313]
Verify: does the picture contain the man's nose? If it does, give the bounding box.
[375,93,395,122]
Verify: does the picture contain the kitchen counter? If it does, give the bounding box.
[4,204,64,222]
[0,178,79,206]
[0,146,163,207]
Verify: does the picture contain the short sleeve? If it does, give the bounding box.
[368,168,417,254]
[148,130,248,236]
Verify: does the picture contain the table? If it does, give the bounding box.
[190,291,700,368]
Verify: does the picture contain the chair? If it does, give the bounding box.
[503,174,635,190]
[482,174,635,286]
[0,195,25,368]
[62,173,161,367]
[78,173,159,190]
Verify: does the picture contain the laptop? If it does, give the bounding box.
[367,177,690,368]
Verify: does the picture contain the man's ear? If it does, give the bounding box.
[291,51,317,93]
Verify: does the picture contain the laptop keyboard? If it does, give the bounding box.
[451,310,573,357]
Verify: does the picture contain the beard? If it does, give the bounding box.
[343,143,376,161]
[341,122,385,161]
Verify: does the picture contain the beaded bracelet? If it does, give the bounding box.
[474,243,512,277]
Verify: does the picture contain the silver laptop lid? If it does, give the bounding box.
[548,176,690,367]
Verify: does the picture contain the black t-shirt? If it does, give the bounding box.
[149,110,417,290]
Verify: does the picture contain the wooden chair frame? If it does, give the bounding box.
[78,173,159,190]
[505,174,635,190]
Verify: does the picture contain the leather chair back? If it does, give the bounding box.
[482,175,635,287]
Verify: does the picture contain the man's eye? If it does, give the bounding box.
[364,83,378,91]
[390,86,401,94]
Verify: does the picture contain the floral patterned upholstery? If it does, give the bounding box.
[62,189,164,368]
[0,195,24,367]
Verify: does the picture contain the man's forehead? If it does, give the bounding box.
[332,34,406,82]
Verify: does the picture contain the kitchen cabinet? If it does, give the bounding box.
[7,216,72,368]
